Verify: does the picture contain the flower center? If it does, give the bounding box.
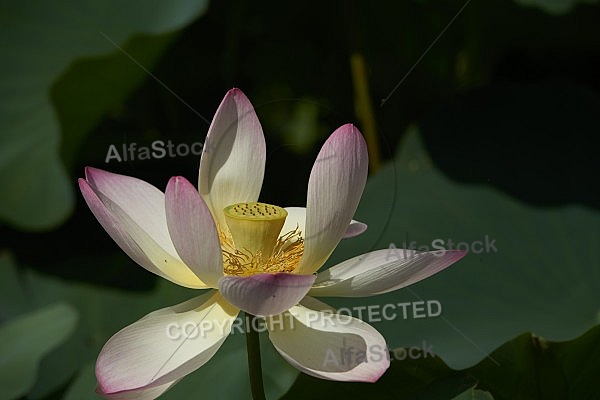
[220,202,304,276]
[224,202,287,258]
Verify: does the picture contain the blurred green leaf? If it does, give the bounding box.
[548,325,600,398]
[513,0,598,14]
[62,362,97,400]
[0,252,28,321]
[0,0,209,231]
[53,32,178,169]
[256,91,330,155]
[470,327,600,399]
[326,126,600,370]
[279,100,324,153]
[468,333,564,399]
[283,326,600,399]
[0,302,78,400]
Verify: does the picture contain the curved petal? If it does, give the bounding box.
[309,249,467,297]
[96,379,180,400]
[295,124,369,274]
[96,291,239,396]
[218,272,316,316]
[267,297,389,382]
[79,175,206,289]
[282,207,367,239]
[344,220,367,238]
[166,176,223,288]
[198,88,266,231]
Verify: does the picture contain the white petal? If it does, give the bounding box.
[165,176,223,288]
[80,172,206,289]
[309,249,467,297]
[295,124,368,274]
[267,297,389,382]
[282,207,367,239]
[96,291,239,395]
[96,379,179,400]
[198,88,266,231]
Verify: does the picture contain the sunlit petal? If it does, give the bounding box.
[295,124,368,274]
[198,88,266,231]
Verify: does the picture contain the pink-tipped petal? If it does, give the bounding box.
[218,273,316,316]
[198,88,266,230]
[267,297,389,382]
[165,176,223,288]
[310,249,467,297]
[344,220,367,238]
[85,167,174,253]
[295,125,369,274]
[282,207,367,239]
[96,379,179,399]
[79,179,159,276]
[79,178,206,288]
[96,292,238,396]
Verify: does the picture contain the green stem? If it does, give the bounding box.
[245,312,266,400]
[350,52,382,173]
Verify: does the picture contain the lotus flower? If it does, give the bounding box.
[79,88,466,399]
